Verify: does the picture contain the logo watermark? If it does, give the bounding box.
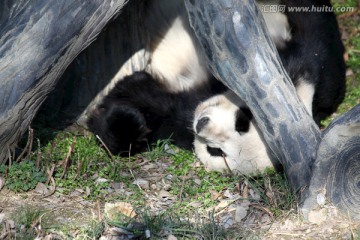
[261,5,355,13]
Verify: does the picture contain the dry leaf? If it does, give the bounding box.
[105,202,136,219]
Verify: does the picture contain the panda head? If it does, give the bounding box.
[87,101,151,156]
[193,91,274,175]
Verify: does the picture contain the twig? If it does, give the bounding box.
[222,154,233,175]
[74,155,82,179]
[45,141,56,161]
[15,127,34,162]
[178,172,187,202]
[45,163,56,185]
[60,136,76,179]
[96,135,115,164]
[97,201,102,221]
[7,145,12,167]
[25,127,34,161]
[271,232,304,236]
[36,139,41,168]
[42,177,56,199]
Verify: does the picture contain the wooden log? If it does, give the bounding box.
[302,104,360,220]
[184,0,321,196]
[0,0,127,164]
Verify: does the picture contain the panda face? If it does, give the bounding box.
[193,91,274,175]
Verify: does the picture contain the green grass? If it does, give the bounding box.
[1,1,359,238]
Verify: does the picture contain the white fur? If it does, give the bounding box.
[145,0,292,92]
[258,0,292,49]
[145,0,209,92]
[193,91,274,175]
[296,79,315,115]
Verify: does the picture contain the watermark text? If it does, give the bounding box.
[261,4,355,13]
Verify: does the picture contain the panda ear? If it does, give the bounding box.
[235,107,252,133]
[240,106,253,120]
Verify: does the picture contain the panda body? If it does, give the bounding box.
[87,71,226,155]
[88,0,345,174]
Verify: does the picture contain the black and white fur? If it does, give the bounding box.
[88,0,345,171]
[193,91,278,174]
[87,71,225,155]
[193,0,345,174]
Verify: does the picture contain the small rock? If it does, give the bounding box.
[85,186,91,196]
[34,182,48,195]
[308,208,327,224]
[165,175,174,181]
[235,205,249,222]
[70,189,83,197]
[158,190,175,201]
[167,234,177,240]
[194,179,201,185]
[220,215,234,228]
[132,178,150,190]
[0,176,5,190]
[7,220,15,229]
[111,182,125,190]
[316,193,326,207]
[249,189,261,200]
[95,178,108,184]
[188,201,202,208]
[164,144,176,154]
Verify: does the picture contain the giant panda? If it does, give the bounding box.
[193,0,346,174]
[88,0,345,163]
[87,0,228,155]
[87,71,225,155]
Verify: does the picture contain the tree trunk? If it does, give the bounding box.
[184,0,321,196]
[184,0,360,220]
[302,104,360,220]
[0,0,127,164]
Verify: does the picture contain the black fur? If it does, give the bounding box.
[235,107,253,133]
[279,0,345,124]
[88,0,345,155]
[88,71,225,155]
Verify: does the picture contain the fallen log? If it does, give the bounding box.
[0,0,127,163]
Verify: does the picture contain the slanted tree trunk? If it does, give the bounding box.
[184,0,360,220]
[0,0,127,164]
[184,0,320,196]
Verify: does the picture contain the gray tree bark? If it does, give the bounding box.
[184,0,321,196]
[0,0,127,164]
[184,0,360,220]
[302,104,360,220]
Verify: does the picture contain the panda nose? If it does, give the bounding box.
[196,117,210,133]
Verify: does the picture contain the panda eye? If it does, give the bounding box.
[206,145,225,157]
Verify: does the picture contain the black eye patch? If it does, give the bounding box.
[235,107,253,133]
[206,145,225,157]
